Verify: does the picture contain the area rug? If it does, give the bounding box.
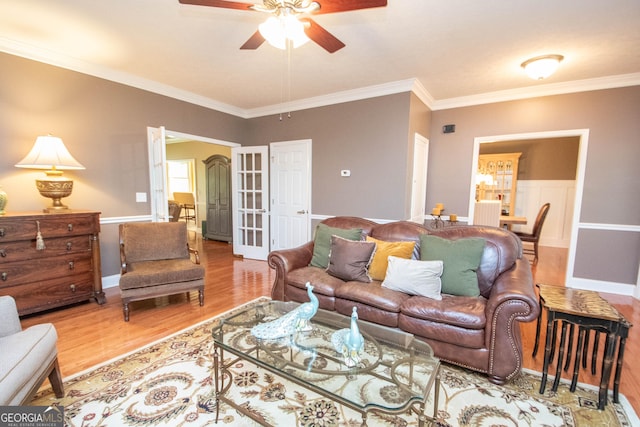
[32,297,638,426]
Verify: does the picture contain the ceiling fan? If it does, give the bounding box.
[178,0,388,53]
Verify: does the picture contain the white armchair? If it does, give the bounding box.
[0,296,64,405]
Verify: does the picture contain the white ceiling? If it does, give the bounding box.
[1,0,639,118]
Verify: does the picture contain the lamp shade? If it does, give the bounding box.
[259,14,309,50]
[521,55,564,80]
[15,135,85,170]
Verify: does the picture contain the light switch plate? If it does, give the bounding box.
[136,192,147,203]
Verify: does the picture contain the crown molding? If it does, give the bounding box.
[430,73,640,111]
[2,39,639,119]
[243,79,420,118]
[0,38,246,118]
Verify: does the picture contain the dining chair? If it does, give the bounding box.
[472,200,501,227]
[514,203,550,264]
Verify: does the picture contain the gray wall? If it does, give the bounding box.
[428,87,640,286]
[245,93,415,220]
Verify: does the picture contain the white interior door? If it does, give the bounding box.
[147,126,168,222]
[270,140,312,250]
[231,146,270,260]
[410,134,429,223]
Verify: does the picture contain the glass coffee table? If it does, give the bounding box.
[211,300,440,426]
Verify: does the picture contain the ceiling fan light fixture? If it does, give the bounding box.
[259,14,309,49]
[521,54,564,80]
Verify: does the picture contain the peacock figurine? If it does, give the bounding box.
[251,282,319,340]
[331,306,365,367]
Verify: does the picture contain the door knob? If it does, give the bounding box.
[296,210,307,214]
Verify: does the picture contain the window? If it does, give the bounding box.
[167,159,195,198]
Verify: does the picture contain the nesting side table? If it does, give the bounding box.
[533,284,631,410]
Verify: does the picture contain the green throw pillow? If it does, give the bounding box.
[420,235,486,297]
[310,223,363,269]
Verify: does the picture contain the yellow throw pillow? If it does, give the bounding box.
[366,236,416,281]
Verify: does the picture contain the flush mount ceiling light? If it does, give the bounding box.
[521,54,564,80]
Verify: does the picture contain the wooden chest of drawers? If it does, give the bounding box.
[0,211,105,315]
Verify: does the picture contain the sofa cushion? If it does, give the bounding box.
[382,257,443,300]
[366,236,415,281]
[310,223,363,269]
[119,259,205,290]
[400,294,487,329]
[288,266,345,297]
[335,281,410,313]
[326,235,376,282]
[420,235,485,297]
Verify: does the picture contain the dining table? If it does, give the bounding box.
[499,215,527,229]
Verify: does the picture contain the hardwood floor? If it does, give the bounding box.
[20,237,639,416]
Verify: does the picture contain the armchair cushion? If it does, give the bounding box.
[121,222,189,262]
[0,295,22,337]
[120,259,205,290]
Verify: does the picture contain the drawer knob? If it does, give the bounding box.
[0,249,5,257]
[70,284,76,292]
[0,229,4,237]
[1,272,6,281]
[68,261,75,270]
[66,242,72,251]
[68,224,73,232]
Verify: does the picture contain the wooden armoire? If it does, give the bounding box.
[203,155,232,242]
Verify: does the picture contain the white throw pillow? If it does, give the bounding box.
[381,256,443,300]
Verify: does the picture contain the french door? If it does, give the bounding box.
[231,146,270,260]
[147,126,169,222]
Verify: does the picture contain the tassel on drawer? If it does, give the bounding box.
[36,220,46,250]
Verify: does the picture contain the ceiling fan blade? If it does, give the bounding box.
[301,18,345,53]
[240,30,266,50]
[178,0,254,11]
[313,0,387,14]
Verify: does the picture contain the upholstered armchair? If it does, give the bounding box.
[0,295,64,405]
[118,222,205,321]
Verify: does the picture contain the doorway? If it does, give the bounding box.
[469,129,589,288]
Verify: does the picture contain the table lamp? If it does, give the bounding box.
[15,135,85,212]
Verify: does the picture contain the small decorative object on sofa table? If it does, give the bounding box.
[251,282,319,340]
[331,306,365,367]
[15,135,86,212]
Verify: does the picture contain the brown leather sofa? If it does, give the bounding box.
[268,216,539,384]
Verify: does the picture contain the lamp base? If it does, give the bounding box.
[36,178,74,212]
